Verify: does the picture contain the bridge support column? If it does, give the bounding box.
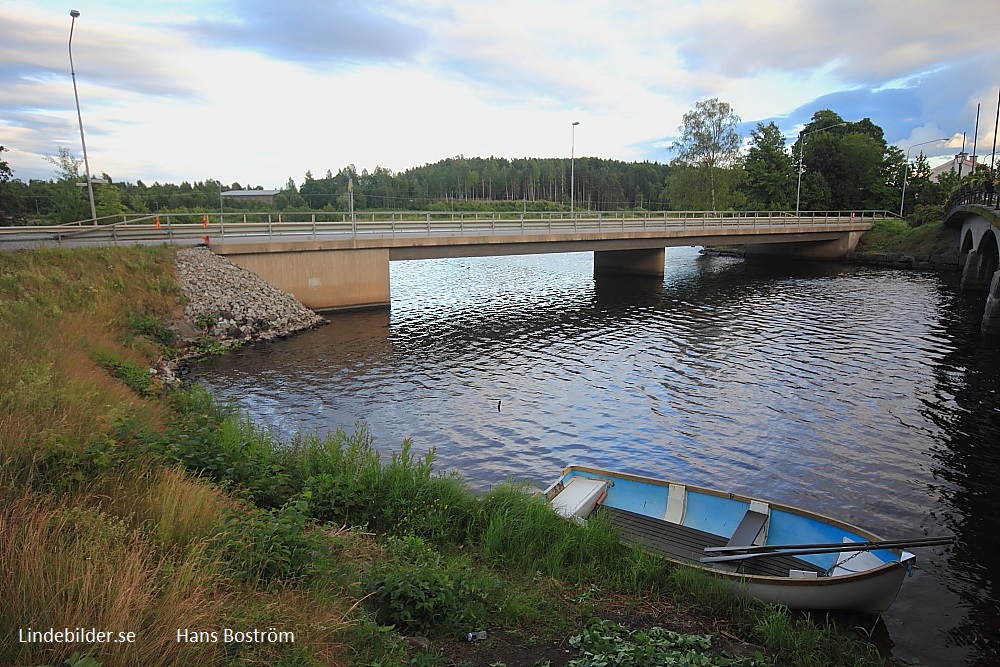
[982,271,1000,335]
[961,249,995,290]
[745,231,863,260]
[593,248,665,276]
[221,248,390,311]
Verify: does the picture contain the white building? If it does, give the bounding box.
[929,153,979,182]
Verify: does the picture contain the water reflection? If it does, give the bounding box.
[921,280,1000,664]
[195,247,997,665]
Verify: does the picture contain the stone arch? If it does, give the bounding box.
[980,229,999,271]
[961,228,975,254]
[962,227,1000,291]
[981,230,1000,335]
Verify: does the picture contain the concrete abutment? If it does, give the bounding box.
[744,231,863,260]
[219,248,390,311]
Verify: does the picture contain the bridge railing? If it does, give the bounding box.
[945,185,999,214]
[0,210,892,247]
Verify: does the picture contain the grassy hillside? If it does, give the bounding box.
[855,219,959,256]
[0,246,885,667]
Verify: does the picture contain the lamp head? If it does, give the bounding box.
[70,9,80,18]
[572,121,580,126]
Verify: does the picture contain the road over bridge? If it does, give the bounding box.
[0,210,884,310]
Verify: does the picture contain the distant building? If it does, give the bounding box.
[929,153,978,182]
[220,189,278,205]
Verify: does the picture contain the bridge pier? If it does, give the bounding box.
[961,248,998,291]
[593,248,665,276]
[219,247,390,311]
[982,271,1000,335]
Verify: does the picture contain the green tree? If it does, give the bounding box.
[666,163,744,210]
[900,152,933,216]
[741,122,795,210]
[42,147,89,222]
[94,175,125,219]
[792,111,899,211]
[671,98,742,210]
[0,146,28,226]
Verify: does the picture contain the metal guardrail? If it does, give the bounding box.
[0,210,890,248]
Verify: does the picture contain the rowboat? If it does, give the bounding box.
[543,465,948,612]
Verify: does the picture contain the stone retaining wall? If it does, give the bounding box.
[702,246,963,272]
[845,250,963,271]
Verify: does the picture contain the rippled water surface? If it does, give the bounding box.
[196,248,1000,665]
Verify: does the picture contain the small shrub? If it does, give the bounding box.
[365,535,493,637]
[94,353,156,396]
[906,204,944,228]
[125,310,176,347]
[31,432,124,493]
[194,312,216,331]
[294,429,476,543]
[220,497,328,585]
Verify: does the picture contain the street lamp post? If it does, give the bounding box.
[899,138,948,218]
[570,121,580,216]
[68,9,97,224]
[795,122,847,216]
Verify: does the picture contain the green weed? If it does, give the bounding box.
[364,534,494,637]
[220,497,328,585]
[567,619,767,666]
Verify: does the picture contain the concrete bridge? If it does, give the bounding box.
[945,190,1000,334]
[0,209,883,310]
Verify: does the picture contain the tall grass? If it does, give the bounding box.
[0,495,223,667]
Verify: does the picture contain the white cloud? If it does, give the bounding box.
[3,0,999,187]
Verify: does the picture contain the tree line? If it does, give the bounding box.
[0,102,982,226]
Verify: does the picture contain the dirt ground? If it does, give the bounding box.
[413,590,772,667]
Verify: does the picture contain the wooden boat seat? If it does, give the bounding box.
[727,510,768,547]
[551,477,607,521]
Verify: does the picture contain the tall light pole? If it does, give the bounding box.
[899,138,947,218]
[68,9,97,224]
[570,121,580,216]
[795,122,847,215]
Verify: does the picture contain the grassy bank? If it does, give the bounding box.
[0,246,885,666]
[855,217,958,256]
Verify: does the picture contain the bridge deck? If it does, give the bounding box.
[0,211,883,251]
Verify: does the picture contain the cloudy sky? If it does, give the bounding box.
[2,0,998,188]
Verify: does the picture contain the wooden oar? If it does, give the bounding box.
[700,536,954,564]
[704,535,953,555]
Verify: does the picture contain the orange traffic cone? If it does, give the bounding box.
[202,214,208,228]
[155,216,160,229]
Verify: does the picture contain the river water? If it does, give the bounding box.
[195,247,1000,665]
